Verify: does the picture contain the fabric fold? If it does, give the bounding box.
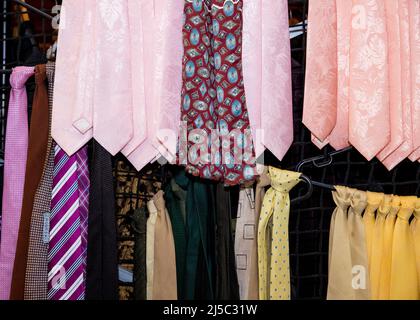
[378,195,400,300]
[390,196,419,300]
[363,191,384,270]
[327,186,354,300]
[257,167,301,300]
[303,0,337,143]
[347,188,370,299]
[370,194,392,299]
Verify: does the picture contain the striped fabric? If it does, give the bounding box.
[76,148,89,271]
[47,145,86,300]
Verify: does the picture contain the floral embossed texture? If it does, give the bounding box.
[180,0,257,186]
[349,0,390,161]
[304,0,420,169]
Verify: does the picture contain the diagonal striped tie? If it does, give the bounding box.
[48,144,86,300]
[76,148,89,272]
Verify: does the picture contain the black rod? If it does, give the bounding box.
[11,0,53,20]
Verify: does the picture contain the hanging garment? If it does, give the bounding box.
[52,0,93,155]
[370,194,392,299]
[183,174,215,300]
[349,0,390,161]
[242,0,293,159]
[92,0,133,154]
[24,62,56,300]
[327,186,355,300]
[131,207,147,300]
[302,0,337,144]
[377,0,404,161]
[180,0,257,186]
[120,0,147,156]
[378,195,401,300]
[327,0,352,150]
[150,191,178,300]
[382,0,414,169]
[165,170,215,300]
[127,0,184,171]
[76,144,89,280]
[234,187,259,300]
[47,145,89,300]
[245,167,271,299]
[408,1,420,161]
[86,140,119,300]
[164,177,187,299]
[0,66,34,300]
[213,184,239,300]
[411,199,420,291]
[10,65,49,300]
[257,167,301,300]
[347,189,370,299]
[363,191,384,270]
[146,199,158,300]
[390,196,419,300]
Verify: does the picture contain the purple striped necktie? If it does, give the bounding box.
[48,144,88,300]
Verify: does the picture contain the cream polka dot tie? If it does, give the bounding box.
[257,167,301,300]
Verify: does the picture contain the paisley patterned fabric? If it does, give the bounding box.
[180,0,257,186]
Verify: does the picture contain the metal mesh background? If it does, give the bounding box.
[1,0,419,301]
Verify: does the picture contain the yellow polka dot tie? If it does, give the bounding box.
[257,167,301,300]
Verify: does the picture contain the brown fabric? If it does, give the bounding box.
[152,191,177,300]
[23,62,55,300]
[10,64,49,300]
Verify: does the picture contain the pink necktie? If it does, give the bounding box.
[349,0,390,161]
[243,0,294,160]
[312,0,352,151]
[261,0,293,160]
[120,0,148,156]
[126,0,158,170]
[382,0,413,169]
[0,66,34,299]
[303,0,337,144]
[128,0,184,170]
[328,0,352,150]
[377,0,404,161]
[152,0,184,162]
[408,1,420,161]
[242,0,263,156]
[93,0,133,155]
[52,0,93,156]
